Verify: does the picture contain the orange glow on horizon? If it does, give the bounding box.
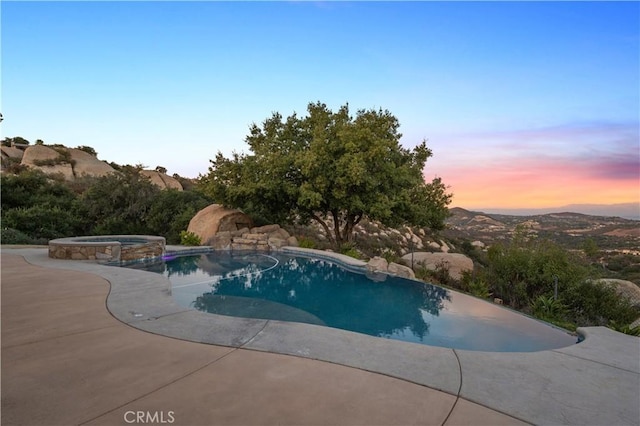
[426,164,639,209]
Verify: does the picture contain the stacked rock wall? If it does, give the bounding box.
[209,224,298,252]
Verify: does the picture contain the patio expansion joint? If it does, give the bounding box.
[239,319,271,348]
[445,350,535,426]
[1,324,122,350]
[550,348,640,375]
[440,348,463,426]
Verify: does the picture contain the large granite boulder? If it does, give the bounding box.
[0,145,25,171]
[1,145,24,161]
[401,252,474,281]
[21,145,75,179]
[597,279,640,307]
[20,145,115,180]
[141,170,183,190]
[187,204,254,246]
[69,148,114,177]
[367,256,389,273]
[366,256,415,280]
[16,145,180,191]
[388,262,416,279]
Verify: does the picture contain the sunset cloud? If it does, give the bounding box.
[425,121,639,208]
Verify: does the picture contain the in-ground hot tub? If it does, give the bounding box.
[48,235,165,264]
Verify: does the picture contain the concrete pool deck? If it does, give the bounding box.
[1,247,639,426]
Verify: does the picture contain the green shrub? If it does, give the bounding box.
[339,243,361,259]
[33,158,58,167]
[380,248,400,264]
[414,260,455,288]
[563,279,639,327]
[531,295,567,318]
[1,228,48,245]
[298,237,316,249]
[2,205,83,240]
[179,231,202,246]
[468,278,491,298]
[414,265,434,282]
[76,145,98,156]
[607,321,640,336]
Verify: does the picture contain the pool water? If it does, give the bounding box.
[133,252,578,352]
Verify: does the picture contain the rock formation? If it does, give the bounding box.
[401,252,474,281]
[187,204,255,245]
[140,170,183,191]
[20,145,76,179]
[366,256,416,280]
[0,145,24,162]
[8,144,182,190]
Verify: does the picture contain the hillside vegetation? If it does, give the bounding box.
[1,166,211,245]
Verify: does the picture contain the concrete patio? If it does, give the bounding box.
[2,247,639,426]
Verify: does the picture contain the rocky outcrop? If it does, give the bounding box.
[1,145,24,161]
[366,256,416,280]
[69,148,114,178]
[21,145,76,179]
[141,170,183,191]
[401,252,474,281]
[187,204,255,245]
[388,262,416,279]
[19,145,115,180]
[13,145,179,191]
[367,256,389,273]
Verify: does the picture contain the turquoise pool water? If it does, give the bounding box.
[133,252,578,352]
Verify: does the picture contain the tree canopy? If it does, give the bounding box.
[201,101,451,247]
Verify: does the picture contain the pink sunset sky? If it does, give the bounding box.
[424,123,639,210]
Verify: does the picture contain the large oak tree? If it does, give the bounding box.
[201,101,451,248]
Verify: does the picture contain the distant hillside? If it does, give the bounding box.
[444,207,639,252]
[465,203,640,221]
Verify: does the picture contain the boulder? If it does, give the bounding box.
[388,262,416,279]
[141,170,183,190]
[0,146,25,171]
[1,145,24,160]
[367,256,389,273]
[20,145,116,180]
[187,204,254,246]
[21,145,75,179]
[209,232,232,250]
[471,240,485,249]
[597,279,640,307]
[401,252,474,281]
[428,241,441,251]
[69,148,114,178]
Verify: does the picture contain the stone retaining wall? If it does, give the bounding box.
[210,224,298,251]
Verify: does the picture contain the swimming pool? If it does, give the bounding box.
[132,251,578,352]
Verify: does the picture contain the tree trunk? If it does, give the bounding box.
[311,214,336,247]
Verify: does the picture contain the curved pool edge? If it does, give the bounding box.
[3,247,639,426]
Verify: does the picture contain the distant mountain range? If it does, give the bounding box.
[443,207,639,253]
[460,203,639,221]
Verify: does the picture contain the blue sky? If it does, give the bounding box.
[2,1,638,210]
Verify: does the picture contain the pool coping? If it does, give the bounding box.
[4,246,639,426]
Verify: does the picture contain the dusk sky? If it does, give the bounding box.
[2,1,638,212]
